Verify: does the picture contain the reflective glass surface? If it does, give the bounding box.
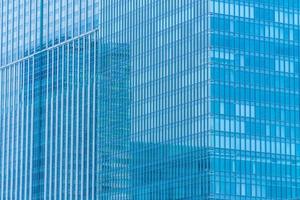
[0,0,300,200]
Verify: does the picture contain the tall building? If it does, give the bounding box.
[209,1,300,199]
[1,0,300,200]
[0,30,130,200]
[102,0,299,199]
[0,1,131,198]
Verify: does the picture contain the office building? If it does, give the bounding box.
[1,0,300,199]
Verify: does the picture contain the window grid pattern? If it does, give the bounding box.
[0,0,100,67]
[1,0,300,199]
[99,0,211,199]
[0,30,131,200]
[210,0,300,199]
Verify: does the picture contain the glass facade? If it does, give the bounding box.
[0,30,130,200]
[1,0,300,199]
[0,0,100,66]
[210,0,300,199]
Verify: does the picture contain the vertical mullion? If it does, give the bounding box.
[22,0,25,58]
[59,0,61,42]
[0,69,1,200]
[14,64,17,200]
[69,40,74,199]
[6,65,12,200]
[49,49,54,200]
[52,0,55,44]
[10,0,13,63]
[11,0,14,61]
[34,0,36,51]
[66,0,69,39]
[64,0,67,40]
[92,31,97,200]
[7,67,11,200]
[5,0,8,65]
[28,0,31,53]
[17,0,19,59]
[19,61,24,200]
[79,0,81,35]
[75,38,80,200]
[4,69,8,200]
[0,0,2,65]
[4,0,9,64]
[0,69,3,200]
[85,0,87,32]
[44,51,49,200]
[72,0,74,38]
[86,33,91,200]
[8,67,12,200]
[81,36,85,200]
[54,47,59,200]
[46,0,49,47]
[13,63,18,200]
[59,44,64,200]
[24,61,28,200]
[91,0,94,29]
[16,63,19,200]
[29,58,34,200]
[10,64,13,200]
[64,43,69,199]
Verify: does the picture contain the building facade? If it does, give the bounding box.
[210,0,300,199]
[1,0,300,200]
[102,0,300,199]
[0,30,130,200]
